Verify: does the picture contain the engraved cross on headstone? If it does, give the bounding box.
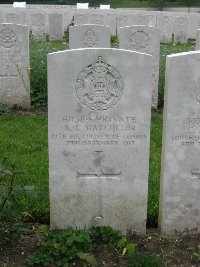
[77,151,121,220]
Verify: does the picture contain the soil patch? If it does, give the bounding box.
[0,227,200,267]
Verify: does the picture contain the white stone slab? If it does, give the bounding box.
[74,10,117,37]
[196,29,200,50]
[49,13,64,40]
[100,5,110,9]
[69,25,111,49]
[5,10,28,26]
[188,13,200,39]
[159,51,200,236]
[116,11,156,34]
[118,25,160,107]
[77,3,89,9]
[157,12,174,43]
[13,2,26,8]
[174,15,189,43]
[0,23,30,109]
[30,12,47,38]
[48,48,153,234]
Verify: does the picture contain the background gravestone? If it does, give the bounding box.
[157,12,174,43]
[30,12,47,38]
[49,13,64,41]
[69,25,111,49]
[48,48,153,234]
[174,15,188,44]
[0,23,30,109]
[118,25,160,107]
[159,51,200,236]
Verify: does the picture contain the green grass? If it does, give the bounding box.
[0,115,49,221]
[0,114,162,224]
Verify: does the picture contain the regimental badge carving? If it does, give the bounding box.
[0,28,16,48]
[129,31,150,51]
[81,30,98,48]
[75,56,124,111]
[194,79,200,103]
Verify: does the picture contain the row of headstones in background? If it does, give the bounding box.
[69,24,160,107]
[0,7,199,41]
[48,46,200,236]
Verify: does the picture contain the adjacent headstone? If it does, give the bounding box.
[69,25,111,49]
[188,13,200,39]
[100,4,110,9]
[196,29,200,50]
[5,10,29,26]
[159,51,200,236]
[174,15,188,44]
[49,13,64,40]
[13,2,26,8]
[157,12,174,43]
[116,11,156,34]
[0,23,30,109]
[48,48,153,234]
[77,3,89,9]
[118,25,160,107]
[30,12,47,38]
[74,10,117,37]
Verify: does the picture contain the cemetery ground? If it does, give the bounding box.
[0,38,200,266]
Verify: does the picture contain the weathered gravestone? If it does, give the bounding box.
[30,12,47,38]
[118,25,160,107]
[196,29,200,50]
[157,12,174,44]
[174,15,188,44]
[48,48,153,234]
[69,25,111,49]
[0,23,30,109]
[74,10,117,37]
[5,10,28,26]
[159,51,200,236]
[49,13,64,40]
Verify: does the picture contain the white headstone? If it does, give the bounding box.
[157,12,174,43]
[77,3,89,9]
[174,15,188,44]
[0,23,30,109]
[118,25,160,107]
[188,13,200,39]
[74,10,117,37]
[13,2,26,8]
[100,4,110,9]
[159,51,200,236]
[30,12,47,38]
[49,13,64,41]
[196,29,200,50]
[48,48,153,234]
[69,25,111,49]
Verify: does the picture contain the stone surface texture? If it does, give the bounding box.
[0,23,30,109]
[196,29,200,50]
[69,25,111,49]
[118,25,160,107]
[159,51,200,236]
[48,48,153,234]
